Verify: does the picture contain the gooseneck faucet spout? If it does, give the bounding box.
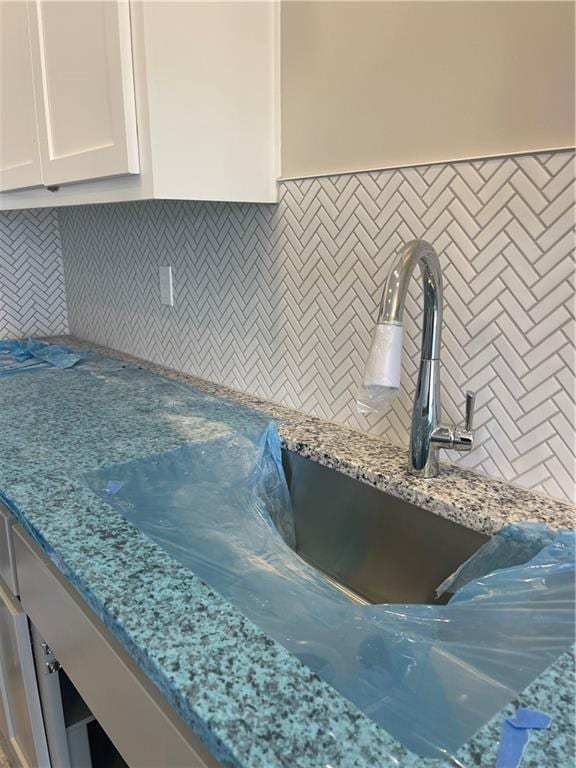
[357,239,475,478]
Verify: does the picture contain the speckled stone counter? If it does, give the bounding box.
[57,337,574,537]
[0,337,573,768]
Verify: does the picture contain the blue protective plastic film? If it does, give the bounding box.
[82,403,576,760]
[0,339,87,376]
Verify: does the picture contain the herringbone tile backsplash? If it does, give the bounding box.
[59,150,575,501]
[0,208,68,338]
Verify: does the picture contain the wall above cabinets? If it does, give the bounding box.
[281,1,576,179]
[0,0,278,209]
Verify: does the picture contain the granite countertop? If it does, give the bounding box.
[60,338,574,536]
[0,336,573,768]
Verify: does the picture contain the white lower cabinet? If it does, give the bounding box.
[0,577,50,767]
[0,504,220,768]
[0,581,117,768]
[14,527,219,768]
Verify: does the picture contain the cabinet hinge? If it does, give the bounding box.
[41,642,61,674]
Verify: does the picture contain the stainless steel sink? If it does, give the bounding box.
[281,450,488,605]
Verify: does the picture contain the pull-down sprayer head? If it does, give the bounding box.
[357,240,442,415]
[356,321,404,414]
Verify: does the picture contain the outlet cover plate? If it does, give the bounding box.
[159,266,174,306]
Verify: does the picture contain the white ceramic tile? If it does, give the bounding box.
[0,208,68,338]
[58,150,576,501]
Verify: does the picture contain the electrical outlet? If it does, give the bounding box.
[159,266,174,306]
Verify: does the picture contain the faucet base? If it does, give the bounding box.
[408,452,440,479]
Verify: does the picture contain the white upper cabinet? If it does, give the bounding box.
[0,2,43,192]
[27,0,139,186]
[140,1,277,204]
[0,0,278,208]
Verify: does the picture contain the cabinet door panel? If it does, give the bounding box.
[0,578,49,767]
[0,1,43,191]
[0,656,11,742]
[0,503,19,597]
[29,0,139,186]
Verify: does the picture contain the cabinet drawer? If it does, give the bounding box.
[0,503,18,596]
[13,525,220,768]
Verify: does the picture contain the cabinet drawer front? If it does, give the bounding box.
[13,526,220,768]
[0,503,18,597]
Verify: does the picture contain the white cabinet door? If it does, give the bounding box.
[0,654,10,742]
[28,0,139,187]
[0,578,50,767]
[0,2,43,192]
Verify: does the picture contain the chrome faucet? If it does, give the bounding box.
[358,239,475,478]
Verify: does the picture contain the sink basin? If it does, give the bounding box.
[84,427,573,761]
[282,449,489,605]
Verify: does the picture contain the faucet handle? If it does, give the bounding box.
[464,391,475,431]
[449,391,475,452]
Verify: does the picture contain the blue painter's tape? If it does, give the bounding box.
[496,721,529,768]
[509,707,552,730]
[496,708,552,768]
